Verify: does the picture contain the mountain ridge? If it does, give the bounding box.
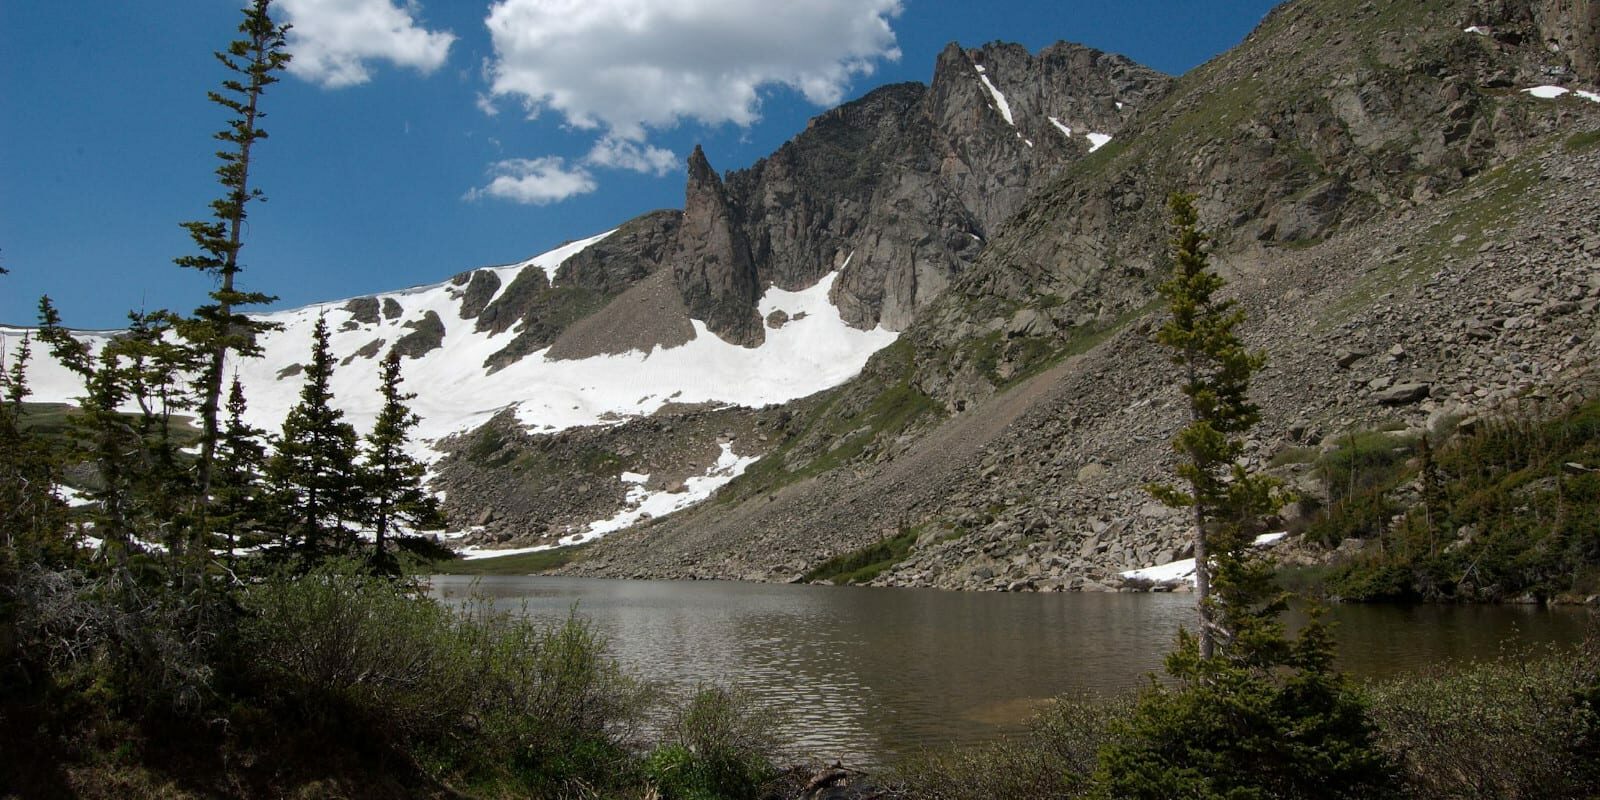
[560,0,1600,587]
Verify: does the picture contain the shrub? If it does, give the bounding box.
[1367,640,1600,800]
[449,596,655,791]
[890,694,1130,800]
[237,559,469,743]
[8,565,227,717]
[1095,620,1398,800]
[1317,429,1416,503]
[1318,399,1600,601]
[237,558,655,793]
[646,686,781,800]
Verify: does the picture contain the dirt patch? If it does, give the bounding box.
[546,270,695,360]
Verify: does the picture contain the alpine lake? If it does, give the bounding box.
[428,575,1594,766]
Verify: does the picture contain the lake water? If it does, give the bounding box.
[428,575,1595,765]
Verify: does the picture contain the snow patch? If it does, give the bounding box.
[1522,85,1600,104]
[58,485,93,508]
[1119,532,1290,586]
[570,442,757,545]
[457,542,557,560]
[1048,116,1072,138]
[975,66,1015,126]
[459,443,757,560]
[1086,133,1113,152]
[1525,85,1571,99]
[19,240,896,466]
[1464,25,1491,35]
[501,229,616,285]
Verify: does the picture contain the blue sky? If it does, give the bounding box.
[1,0,1280,328]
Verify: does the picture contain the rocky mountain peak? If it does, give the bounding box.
[672,145,765,346]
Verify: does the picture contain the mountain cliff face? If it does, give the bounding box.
[680,42,1171,342]
[564,0,1600,587]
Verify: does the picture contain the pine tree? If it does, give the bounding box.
[36,297,148,568]
[176,0,289,527]
[1095,194,1396,798]
[213,377,268,563]
[1144,193,1276,660]
[360,349,443,572]
[0,328,70,568]
[267,314,359,557]
[116,309,203,567]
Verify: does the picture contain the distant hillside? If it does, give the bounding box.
[564,0,1600,592]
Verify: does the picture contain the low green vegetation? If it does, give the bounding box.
[1,557,783,797]
[890,639,1600,800]
[801,526,934,585]
[1301,399,1600,602]
[1565,129,1600,152]
[1367,643,1600,799]
[1319,152,1545,330]
[432,544,590,575]
[645,686,782,800]
[16,401,200,449]
[721,338,943,502]
[891,694,1133,798]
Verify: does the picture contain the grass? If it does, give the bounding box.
[800,525,962,585]
[1268,445,1320,468]
[719,339,943,502]
[801,527,923,585]
[16,401,201,448]
[1317,150,1546,329]
[431,544,590,575]
[1565,129,1600,152]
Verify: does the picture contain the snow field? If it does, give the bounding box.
[1118,532,1289,586]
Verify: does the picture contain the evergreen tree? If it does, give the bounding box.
[36,297,149,568]
[0,328,70,568]
[116,309,203,567]
[1144,193,1276,660]
[1095,194,1396,798]
[176,0,289,527]
[213,376,269,563]
[267,314,359,556]
[360,349,443,572]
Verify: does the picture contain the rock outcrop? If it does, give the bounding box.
[672,146,765,346]
[696,42,1170,336]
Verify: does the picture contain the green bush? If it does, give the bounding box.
[1367,640,1600,799]
[1317,429,1416,503]
[889,639,1600,800]
[238,559,469,742]
[1319,400,1600,601]
[646,686,781,800]
[802,527,925,585]
[1095,621,1398,800]
[1304,491,1396,547]
[8,566,228,717]
[890,694,1130,800]
[238,558,654,793]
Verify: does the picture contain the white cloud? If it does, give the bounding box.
[475,92,501,116]
[483,0,902,138]
[465,157,598,204]
[280,0,456,88]
[585,135,678,176]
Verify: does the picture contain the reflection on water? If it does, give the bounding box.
[430,575,1593,765]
